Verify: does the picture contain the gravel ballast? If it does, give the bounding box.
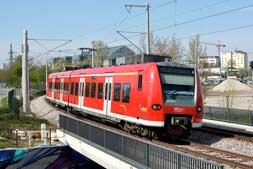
[30,96,61,126]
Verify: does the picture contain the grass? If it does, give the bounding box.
[0,138,16,149]
[0,97,56,148]
[0,97,9,114]
[0,116,54,130]
[0,97,55,130]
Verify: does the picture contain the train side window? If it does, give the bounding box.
[138,75,142,91]
[91,83,96,98]
[65,82,69,93]
[64,82,68,92]
[75,83,79,96]
[71,83,74,95]
[85,82,90,97]
[97,83,103,99]
[113,83,121,102]
[122,83,130,103]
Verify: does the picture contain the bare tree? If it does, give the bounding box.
[140,34,183,60]
[167,35,183,61]
[188,35,207,67]
[92,41,110,67]
[227,58,236,68]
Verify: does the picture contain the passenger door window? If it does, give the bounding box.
[85,82,90,97]
[91,83,96,98]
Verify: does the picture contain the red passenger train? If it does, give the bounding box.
[46,62,203,138]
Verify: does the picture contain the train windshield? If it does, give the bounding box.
[158,66,195,106]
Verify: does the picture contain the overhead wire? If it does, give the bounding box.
[110,0,232,35]
[153,3,253,32]
[176,0,232,17]
[177,24,253,41]
[28,40,72,61]
[72,0,177,42]
[106,3,253,44]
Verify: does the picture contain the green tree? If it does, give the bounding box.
[29,65,46,89]
[7,64,22,87]
[0,69,9,83]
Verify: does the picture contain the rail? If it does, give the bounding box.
[170,143,253,169]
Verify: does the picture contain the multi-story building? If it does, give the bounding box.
[220,50,248,69]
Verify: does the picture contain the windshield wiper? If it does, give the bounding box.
[169,91,193,99]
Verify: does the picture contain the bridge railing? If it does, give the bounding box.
[59,114,224,169]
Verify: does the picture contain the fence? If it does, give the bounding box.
[204,95,253,110]
[0,128,60,148]
[59,114,224,169]
[204,106,253,125]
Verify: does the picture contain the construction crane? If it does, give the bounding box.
[200,40,226,57]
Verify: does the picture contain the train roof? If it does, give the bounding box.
[48,62,193,78]
[48,62,154,78]
[157,62,193,69]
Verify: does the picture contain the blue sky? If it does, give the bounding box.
[1,0,253,67]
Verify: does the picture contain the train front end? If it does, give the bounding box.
[157,62,203,138]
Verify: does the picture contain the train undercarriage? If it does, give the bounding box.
[119,115,192,140]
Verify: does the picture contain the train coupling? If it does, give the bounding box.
[171,117,189,126]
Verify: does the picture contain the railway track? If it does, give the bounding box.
[194,126,253,142]
[53,104,253,168]
[152,140,253,169]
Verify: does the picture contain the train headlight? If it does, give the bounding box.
[196,106,202,112]
[152,104,162,110]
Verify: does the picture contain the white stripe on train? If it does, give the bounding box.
[46,96,201,128]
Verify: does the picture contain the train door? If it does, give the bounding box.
[103,77,113,116]
[60,78,64,102]
[52,79,55,101]
[79,78,85,109]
